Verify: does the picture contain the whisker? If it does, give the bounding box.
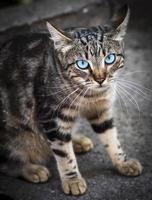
[66,88,86,123]
[117,84,141,120]
[115,78,152,92]
[51,88,80,121]
[54,82,90,121]
[117,70,147,77]
[37,82,87,97]
[117,81,152,101]
[115,85,130,116]
[112,84,123,113]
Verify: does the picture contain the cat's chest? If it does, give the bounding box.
[79,97,111,119]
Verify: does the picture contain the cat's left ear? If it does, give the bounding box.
[111,4,130,41]
[47,22,72,51]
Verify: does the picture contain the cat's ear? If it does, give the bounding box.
[46,22,72,51]
[110,4,130,41]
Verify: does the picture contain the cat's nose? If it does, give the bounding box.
[96,78,105,85]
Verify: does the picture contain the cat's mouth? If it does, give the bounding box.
[83,78,111,92]
[89,84,110,93]
[93,80,109,89]
[96,84,104,88]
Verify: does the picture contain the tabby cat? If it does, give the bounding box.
[0,5,143,195]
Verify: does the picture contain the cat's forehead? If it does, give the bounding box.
[73,26,104,44]
[71,26,117,57]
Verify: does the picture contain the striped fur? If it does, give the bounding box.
[0,5,143,196]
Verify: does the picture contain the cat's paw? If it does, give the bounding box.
[22,164,51,183]
[115,159,143,176]
[73,135,93,154]
[62,177,87,195]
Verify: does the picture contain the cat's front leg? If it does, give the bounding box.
[47,120,87,195]
[89,109,143,176]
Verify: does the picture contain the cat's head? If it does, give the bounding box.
[47,5,130,92]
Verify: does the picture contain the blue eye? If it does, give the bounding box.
[105,53,116,65]
[76,60,89,69]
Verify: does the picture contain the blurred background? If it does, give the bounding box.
[0,0,152,200]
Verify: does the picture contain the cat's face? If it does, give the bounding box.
[47,5,129,92]
[59,31,124,91]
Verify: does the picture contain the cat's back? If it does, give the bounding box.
[0,32,51,54]
[0,33,53,84]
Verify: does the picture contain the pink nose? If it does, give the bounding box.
[96,78,105,85]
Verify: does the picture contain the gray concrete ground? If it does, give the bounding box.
[0,0,103,31]
[0,0,152,199]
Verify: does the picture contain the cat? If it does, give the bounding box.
[0,4,143,196]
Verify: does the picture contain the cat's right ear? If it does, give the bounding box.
[46,22,72,51]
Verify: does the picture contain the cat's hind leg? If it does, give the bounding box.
[0,159,50,183]
[72,134,93,154]
[21,163,50,183]
[0,130,51,183]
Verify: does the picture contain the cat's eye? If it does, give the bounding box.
[105,53,116,65]
[76,60,89,70]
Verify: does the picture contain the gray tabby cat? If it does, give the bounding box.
[0,5,143,195]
